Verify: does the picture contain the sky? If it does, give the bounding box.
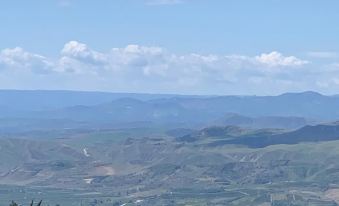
[0,0,339,95]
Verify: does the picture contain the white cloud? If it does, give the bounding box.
[61,41,106,64]
[58,42,310,79]
[58,41,109,74]
[3,41,335,95]
[255,51,308,67]
[0,47,54,74]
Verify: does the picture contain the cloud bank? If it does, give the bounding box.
[0,41,338,95]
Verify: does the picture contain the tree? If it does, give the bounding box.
[9,201,18,206]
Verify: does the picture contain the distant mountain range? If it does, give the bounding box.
[178,122,339,148]
[0,90,338,131]
[0,90,184,111]
[212,113,311,129]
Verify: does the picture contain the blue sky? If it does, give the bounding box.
[0,0,339,95]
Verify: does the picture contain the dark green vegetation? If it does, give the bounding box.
[2,90,339,205]
[2,124,339,205]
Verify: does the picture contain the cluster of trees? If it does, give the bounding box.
[9,200,42,206]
